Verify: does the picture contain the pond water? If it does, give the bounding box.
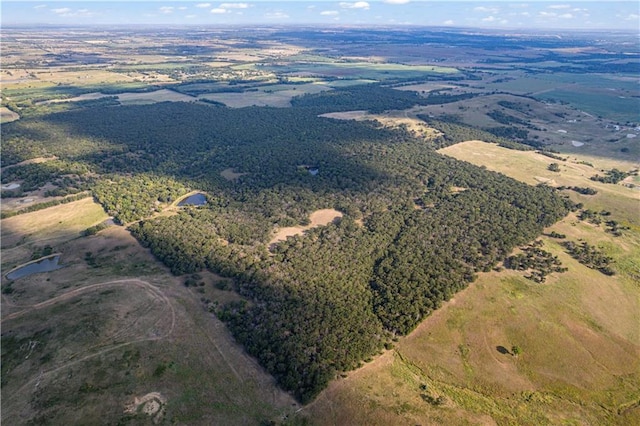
[178,193,207,206]
[6,255,62,280]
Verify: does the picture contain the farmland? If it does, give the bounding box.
[1,25,639,425]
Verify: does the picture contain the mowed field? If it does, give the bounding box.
[301,141,640,425]
[1,201,298,425]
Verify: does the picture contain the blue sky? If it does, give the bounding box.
[2,1,639,29]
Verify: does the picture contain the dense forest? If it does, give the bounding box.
[1,84,573,402]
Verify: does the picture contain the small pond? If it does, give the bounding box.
[6,255,62,280]
[178,193,207,206]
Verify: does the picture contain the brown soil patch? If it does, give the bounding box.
[269,209,343,246]
[534,176,557,186]
[124,392,167,423]
[320,110,368,120]
[450,186,468,194]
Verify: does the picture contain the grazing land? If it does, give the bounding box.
[1,25,638,425]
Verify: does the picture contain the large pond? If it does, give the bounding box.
[6,255,62,280]
[178,193,207,206]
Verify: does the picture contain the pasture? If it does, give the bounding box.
[1,200,298,425]
[0,106,20,123]
[482,71,639,122]
[1,198,109,269]
[199,82,331,108]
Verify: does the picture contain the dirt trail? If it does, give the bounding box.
[2,279,173,325]
[1,279,176,417]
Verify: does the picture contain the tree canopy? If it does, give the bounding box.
[1,86,572,402]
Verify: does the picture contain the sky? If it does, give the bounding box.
[2,1,639,30]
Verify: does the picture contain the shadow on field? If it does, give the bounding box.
[496,345,510,355]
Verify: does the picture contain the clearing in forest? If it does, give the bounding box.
[269,209,343,246]
[220,168,248,181]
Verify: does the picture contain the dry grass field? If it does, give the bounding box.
[199,82,331,108]
[1,202,299,425]
[38,89,197,106]
[1,198,109,269]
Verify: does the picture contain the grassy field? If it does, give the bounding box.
[199,82,331,108]
[482,72,639,123]
[1,198,109,269]
[0,106,20,123]
[300,140,640,426]
[1,202,298,425]
[536,90,640,123]
[259,61,459,81]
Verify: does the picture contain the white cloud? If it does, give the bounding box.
[220,3,249,9]
[384,0,410,4]
[443,19,454,25]
[482,16,497,22]
[159,6,174,14]
[195,3,211,8]
[211,8,227,14]
[178,7,187,10]
[340,2,370,10]
[625,13,640,21]
[474,6,499,14]
[558,13,573,19]
[52,7,72,15]
[548,4,571,9]
[321,10,340,16]
[539,11,556,17]
[34,4,47,9]
[51,7,94,18]
[265,11,289,19]
[186,14,198,19]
